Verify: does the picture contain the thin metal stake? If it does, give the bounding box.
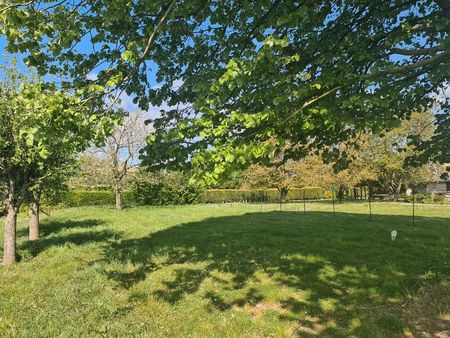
[303,190,306,215]
[332,193,336,216]
[412,193,415,225]
[368,196,372,221]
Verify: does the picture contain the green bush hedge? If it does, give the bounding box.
[41,186,333,208]
[59,189,134,207]
[133,182,200,206]
[132,171,201,206]
[403,192,446,204]
[199,187,326,203]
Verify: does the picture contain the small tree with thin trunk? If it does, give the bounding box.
[0,61,117,265]
[27,165,74,240]
[89,110,150,209]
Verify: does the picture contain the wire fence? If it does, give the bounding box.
[205,195,450,225]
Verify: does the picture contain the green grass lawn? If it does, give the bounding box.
[1,202,449,337]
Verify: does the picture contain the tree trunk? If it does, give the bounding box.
[393,177,403,201]
[279,187,289,202]
[3,198,18,266]
[114,185,122,210]
[29,198,40,241]
[338,186,345,203]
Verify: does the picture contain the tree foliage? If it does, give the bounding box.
[132,170,201,206]
[359,111,436,198]
[0,60,118,264]
[240,161,301,201]
[1,0,448,184]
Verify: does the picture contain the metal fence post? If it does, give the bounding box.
[303,190,306,215]
[332,192,336,216]
[260,190,263,212]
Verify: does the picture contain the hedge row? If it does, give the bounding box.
[199,187,326,203]
[59,190,134,207]
[133,181,200,206]
[51,187,328,207]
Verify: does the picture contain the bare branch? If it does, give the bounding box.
[389,45,446,56]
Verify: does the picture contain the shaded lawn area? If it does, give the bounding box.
[1,202,449,337]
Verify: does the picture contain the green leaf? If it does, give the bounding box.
[39,148,49,159]
[225,153,235,163]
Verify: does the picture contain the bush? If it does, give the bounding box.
[59,189,134,207]
[322,190,336,200]
[402,192,446,204]
[133,172,201,206]
[199,187,326,203]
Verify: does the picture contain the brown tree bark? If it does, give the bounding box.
[3,195,18,266]
[114,184,122,210]
[278,187,289,202]
[28,198,40,241]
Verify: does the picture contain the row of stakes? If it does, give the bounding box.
[220,192,419,225]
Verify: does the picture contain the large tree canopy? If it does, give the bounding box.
[1,0,449,184]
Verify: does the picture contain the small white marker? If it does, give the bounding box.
[391,230,398,241]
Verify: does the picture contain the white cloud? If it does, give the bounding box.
[118,92,137,112]
[86,72,98,81]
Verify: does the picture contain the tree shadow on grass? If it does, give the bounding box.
[102,211,450,335]
[17,219,106,237]
[18,219,120,258]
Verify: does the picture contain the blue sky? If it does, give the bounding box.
[0,35,166,117]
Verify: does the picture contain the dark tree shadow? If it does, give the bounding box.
[20,230,119,258]
[17,219,105,237]
[100,210,449,334]
[17,219,120,258]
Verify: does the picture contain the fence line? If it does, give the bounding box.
[206,195,449,226]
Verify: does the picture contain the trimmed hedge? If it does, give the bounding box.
[133,181,200,206]
[44,187,333,207]
[132,171,202,206]
[59,189,134,207]
[199,187,326,203]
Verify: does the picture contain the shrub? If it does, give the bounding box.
[402,192,447,204]
[322,190,336,200]
[132,172,201,206]
[59,189,134,207]
[199,187,326,203]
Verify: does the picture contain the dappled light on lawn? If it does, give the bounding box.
[1,203,449,336]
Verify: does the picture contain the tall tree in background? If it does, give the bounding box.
[1,0,448,183]
[295,154,373,201]
[360,111,436,199]
[241,161,301,202]
[69,155,112,190]
[89,110,150,209]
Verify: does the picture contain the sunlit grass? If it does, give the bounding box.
[1,202,449,337]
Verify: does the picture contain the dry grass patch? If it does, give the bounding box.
[288,315,325,336]
[402,282,450,338]
[234,300,286,319]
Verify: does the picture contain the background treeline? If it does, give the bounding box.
[59,110,447,208]
[5,110,446,212]
[40,186,330,208]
